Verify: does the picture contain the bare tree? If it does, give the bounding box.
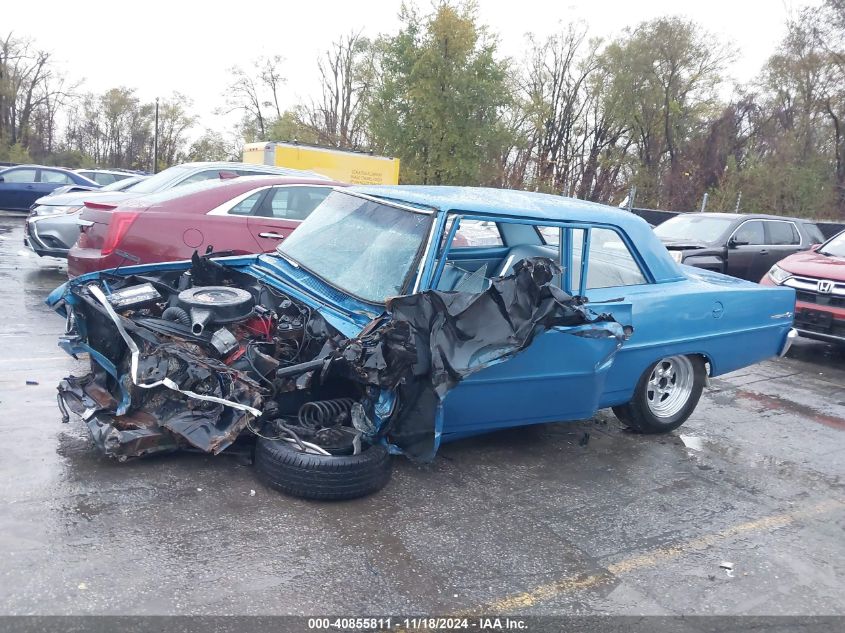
[0,32,75,157]
[303,31,372,148]
[219,56,286,141]
[522,26,600,192]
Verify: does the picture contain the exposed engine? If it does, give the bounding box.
[56,254,619,463]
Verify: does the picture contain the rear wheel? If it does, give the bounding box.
[612,355,705,433]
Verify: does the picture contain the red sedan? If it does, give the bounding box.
[760,229,845,344]
[68,176,343,277]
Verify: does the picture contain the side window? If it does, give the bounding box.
[227,191,264,216]
[767,221,800,245]
[265,186,331,220]
[572,228,647,290]
[1,168,37,183]
[537,226,561,246]
[41,170,73,184]
[94,173,117,185]
[804,223,825,244]
[453,219,503,248]
[733,220,765,245]
[177,170,220,187]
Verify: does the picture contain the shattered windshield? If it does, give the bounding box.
[276,191,433,303]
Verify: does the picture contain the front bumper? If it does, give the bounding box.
[794,302,845,344]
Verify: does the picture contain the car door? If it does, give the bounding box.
[763,220,803,274]
[247,185,333,252]
[432,220,630,436]
[0,167,39,211]
[568,226,698,409]
[726,220,766,280]
[202,188,274,255]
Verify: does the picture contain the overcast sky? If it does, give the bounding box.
[6,0,819,136]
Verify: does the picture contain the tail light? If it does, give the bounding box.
[101,211,139,256]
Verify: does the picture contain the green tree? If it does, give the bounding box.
[366,2,511,185]
[185,129,238,162]
[267,109,319,144]
[707,3,843,219]
[600,18,733,209]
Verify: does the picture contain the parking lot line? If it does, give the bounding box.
[478,499,844,613]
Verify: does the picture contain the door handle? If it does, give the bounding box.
[258,232,285,239]
[758,249,769,255]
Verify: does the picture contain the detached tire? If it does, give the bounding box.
[612,355,705,434]
[254,438,392,500]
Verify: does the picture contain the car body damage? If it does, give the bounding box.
[48,186,796,498]
[51,252,623,462]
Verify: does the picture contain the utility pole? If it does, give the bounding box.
[153,97,159,174]
[700,192,708,213]
[627,185,637,212]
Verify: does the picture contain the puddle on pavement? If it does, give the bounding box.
[736,389,845,431]
[679,434,704,451]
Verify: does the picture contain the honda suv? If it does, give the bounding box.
[761,229,845,344]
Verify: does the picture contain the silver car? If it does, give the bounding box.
[25,162,325,259]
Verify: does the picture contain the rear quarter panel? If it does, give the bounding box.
[119,200,262,263]
[590,265,795,408]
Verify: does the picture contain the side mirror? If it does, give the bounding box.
[728,237,748,248]
[0,175,5,183]
[218,170,238,180]
[809,243,822,252]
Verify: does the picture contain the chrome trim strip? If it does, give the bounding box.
[341,189,436,215]
[205,183,335,216]
[412,213,443,294]
[728,218,804,248]
[784,276,845,297]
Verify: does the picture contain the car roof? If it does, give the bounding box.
[75,169,132,175]
[348,185,685,283]
[168,162,331,181]
[112,175,345,208]
[690,212,816,224]
[0,164,75,172]
[351,185,648,225]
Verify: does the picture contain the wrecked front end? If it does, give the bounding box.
[49,253,623,465]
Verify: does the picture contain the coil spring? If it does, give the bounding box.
[298,398,355,428]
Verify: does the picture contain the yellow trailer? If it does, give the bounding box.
[243,142,400,185]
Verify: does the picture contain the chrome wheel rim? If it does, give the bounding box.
[646,355,694,420]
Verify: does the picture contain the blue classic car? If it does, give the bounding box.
[47,187,796,499]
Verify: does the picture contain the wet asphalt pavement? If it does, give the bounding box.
[1,214,844,617]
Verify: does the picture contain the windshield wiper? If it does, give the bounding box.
[275,252,300,268]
